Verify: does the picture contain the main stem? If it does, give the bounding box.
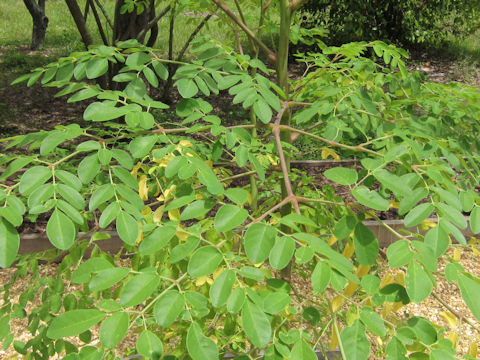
[277,0,293,279]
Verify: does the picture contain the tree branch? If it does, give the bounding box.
[136,4,172,42]
[210,0,277,63]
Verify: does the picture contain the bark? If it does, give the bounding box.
[65,0,93,49]
[23,0,49,50]
[113,0,157,45]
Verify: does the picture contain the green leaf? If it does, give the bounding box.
[334,215,357,240]
[99,202,121,228]
[129,135,157,159]
[99,311,129,348]
[311,261,331,293]
[47,209,76,250]
[470,206,480,234]
[248,153,265,181]
[56,184,85,210]
[136,330,163,358]
[290,339,317,360]
[112,167,138,190]
[139,225,177,255]
[0,157,33,181]
[164,194,196,211]
[352,186,389,211]
[120,273,160,307]
[0,206,22,227]
[77,154,101,184]
[188,246,223,278]
[170,236,200,263]
[340,320,370,360]
[186,322,219,360]
[125,78,147,99]
[224,188,249,205]
[227,287,245,314]
[47,310,105,339]
[143,67,158,87]
[89,184,115,212]
[238,266,264,281]
[83,102,130,122]
[241,300,271,348]
[176,78,199,98]
[386,337,407,360]
[405,261,432,303]
[324,167,358,186]
[152,61,168,80]
[214,204,248,232]
[154,290,185,327]
[424,226,449,258]
[71,257,113,284]
[0,219,20,268]
[126,52,151,66]
[269,236,296,270]
[436,203,467,229]
[457,274,480,321]
[386,240,413,268]
[19,166,51,196]
[374,169,411,195]
[210,270,236,308]
[360,307,386,336]
[116,211,139,246]
[263,292,291,314]
[56,199,84,225]
[407,317,437,345]
[398,188,428,215]
[253,98,273,124]
[353,223,379,266]
[244,223,277,264]
[89,267,130,292]
[86,58,109,79]
[180,199,215,221]
[404,203,435,228]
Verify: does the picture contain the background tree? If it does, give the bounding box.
[23,0,49,49]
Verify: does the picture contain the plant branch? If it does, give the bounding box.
[94,0,113,29]
[176,14,213,62]
[210,0,277,63]
[136,4,172,42]
[431,292,480,333]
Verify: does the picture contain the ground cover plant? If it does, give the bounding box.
[1,1,480,359]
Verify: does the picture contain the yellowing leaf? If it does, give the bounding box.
[380,274,394,288]
[468,341,478,358]
[420,219,437,231]
[136,229,143,245]
[376,337,383,346]
[395,273,405,286]
[382,302,393,317]
[138,175,149,201]
[447,332,458,348]
[131,162,142,179]
[329,325,339,350]
[179,140,193,148]
[153,206,164,224]
[343,281,359,297]
[453,248,461,261]
[195,276,213,286]
[389,200,400,209]
[392,302,404,312]
[356,265,371,278]
[331,295,344,312]
[343,242,355,258]
[176,230,189,241]
[212,268,223,280]
[329,235,338,246]
[266,154,278,165]
[168,208,180,222]
[440,311,458,328]
[321,147,340,161]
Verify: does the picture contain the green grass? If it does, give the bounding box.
[0,0,233,58]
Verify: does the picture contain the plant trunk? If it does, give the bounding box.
[113,0,157,45]
[278,0,293,280]
[23,0,49,50]
[65,0,93,49]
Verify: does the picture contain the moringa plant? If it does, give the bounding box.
[1,1,480,359]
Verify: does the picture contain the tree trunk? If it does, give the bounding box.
[65,0,93,49]
[23,0,49,49]
[113,0,157,45]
